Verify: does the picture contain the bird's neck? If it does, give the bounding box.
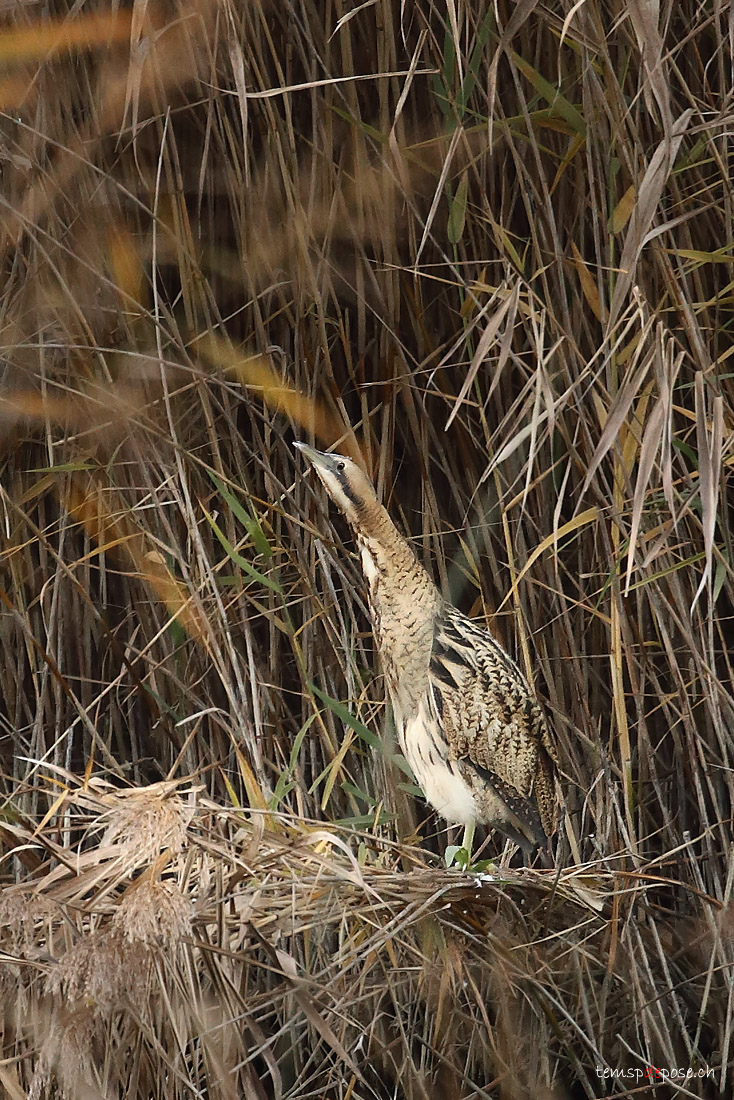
[352,503,432,588]
[352,504,441,719]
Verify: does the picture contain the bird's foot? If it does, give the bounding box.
[444,844,471,870]
[444,846,498,875]
[445,822,476,870]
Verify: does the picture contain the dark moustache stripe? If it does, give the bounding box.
[337,472,363,510]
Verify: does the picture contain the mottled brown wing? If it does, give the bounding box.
[428,605,557,837]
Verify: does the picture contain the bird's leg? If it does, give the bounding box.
[460,821,475,866]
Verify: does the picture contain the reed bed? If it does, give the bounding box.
[1,779,730,1098]
[1,0,733,1095]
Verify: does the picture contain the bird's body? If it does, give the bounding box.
[295,443,557,853]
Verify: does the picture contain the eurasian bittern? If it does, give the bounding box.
[294,442,558,860]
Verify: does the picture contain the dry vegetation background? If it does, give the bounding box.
[1,0,733,1097]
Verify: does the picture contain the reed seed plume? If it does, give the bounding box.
[98,787,194,863]
[112,879,192,948]
[48,929,152,1016]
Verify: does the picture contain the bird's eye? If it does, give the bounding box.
[336,461,346,472]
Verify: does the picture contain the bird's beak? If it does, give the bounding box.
[293,441,340,475]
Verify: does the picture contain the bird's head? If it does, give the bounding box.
[294,442,379,528]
